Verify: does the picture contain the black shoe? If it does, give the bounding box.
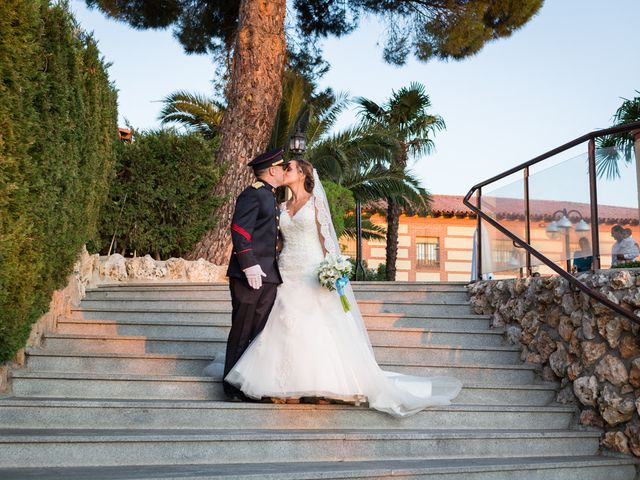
[225,392,246,402]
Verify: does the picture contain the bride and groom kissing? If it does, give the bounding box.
[216,148,462,417]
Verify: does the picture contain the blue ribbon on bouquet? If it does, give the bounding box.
[335,275,351,313]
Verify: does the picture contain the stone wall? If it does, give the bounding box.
[469,269,640,456]
[98,253,227,283]
[0,247,226,392]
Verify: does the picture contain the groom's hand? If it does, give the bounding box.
[243,264,267,289]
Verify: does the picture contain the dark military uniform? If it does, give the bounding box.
[223,150,284,397]
[225,181,282,283]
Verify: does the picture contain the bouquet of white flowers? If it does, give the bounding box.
[317,253,352,312]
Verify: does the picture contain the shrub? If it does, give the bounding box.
[0,1,118,361]
[321,180,354,237]
[348,259,387,281]
[95,129,225,259]
[612,260,640,269]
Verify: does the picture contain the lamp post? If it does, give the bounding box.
[545,208,590,271]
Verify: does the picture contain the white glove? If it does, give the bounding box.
[243,264,267,290]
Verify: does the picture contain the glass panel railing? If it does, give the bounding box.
[479,220,526,279]
[481,174,527,278]
[527,152,593,275]
[595,145,640,269]
[469,128,640,282]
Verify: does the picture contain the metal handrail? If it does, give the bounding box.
[464,121,640,325]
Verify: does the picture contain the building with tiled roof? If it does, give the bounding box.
[342,195,639,281]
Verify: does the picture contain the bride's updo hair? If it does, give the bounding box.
[293,159,315,193]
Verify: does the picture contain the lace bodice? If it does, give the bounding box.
[278,197,325,282]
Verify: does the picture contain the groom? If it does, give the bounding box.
[223,148,286,401]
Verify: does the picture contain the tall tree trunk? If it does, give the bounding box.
[385,197,400,281]
[385,145,407,281]
[187,0,286,264]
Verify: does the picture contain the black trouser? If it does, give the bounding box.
[223,277,278,395]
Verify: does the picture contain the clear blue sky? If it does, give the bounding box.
[70,0,639,197]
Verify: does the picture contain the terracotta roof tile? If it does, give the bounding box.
[429,195,638,223]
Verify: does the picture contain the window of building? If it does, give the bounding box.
[493,238,524,269]
[493,239,514,266]
[416,237,440,267]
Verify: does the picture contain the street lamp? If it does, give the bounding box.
[289,127,306,159]
[545,208,589,271]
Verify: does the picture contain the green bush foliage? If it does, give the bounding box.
[321,180,354,237]
[0,1,118,361]
[612,260,640,269]
[96,129,224,259]
[348,259,387,281]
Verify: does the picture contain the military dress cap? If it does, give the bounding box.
[247,148,285,169]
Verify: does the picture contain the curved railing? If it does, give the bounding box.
[464,121,640,324]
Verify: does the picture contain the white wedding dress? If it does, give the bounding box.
[224,178,462,417]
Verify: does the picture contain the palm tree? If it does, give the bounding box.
[355,83,444,280]
[596,92,640,179]
[308,125,429,207]
[271,71,428,212]
[158,91,225,140]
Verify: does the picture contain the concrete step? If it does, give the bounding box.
[22,353,536,385]
[85,289,470,303]
[83,289,469,304]
[92,281,470,292]
[70,308,490,329]
[43,330,507,355]
[28,341,522,370]
[80,298,232,311]
[367,327,505,347]
[58,315,492,337]
[358,300,473,316]
[86,289,234,300]
[79,297,474,313]
[58,318,232,338]
[71,307,232,323]
[10,370,546,402]
[49,322,505,348]
[27,341,534,382]
[383,362,536,384]
[362,313,490,330]
[7,455,640,480]
[0,428,601,468]
[354,281,469,291]
[1,457,635,480]
[0,395,565,430]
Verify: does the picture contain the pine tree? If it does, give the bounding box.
[86,0,544,263]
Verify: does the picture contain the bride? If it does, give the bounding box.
[222,159,462,417]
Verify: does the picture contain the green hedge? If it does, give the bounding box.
[0,0,118,362]
[94,129,224,259]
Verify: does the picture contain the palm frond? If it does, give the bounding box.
[354,97,386,126]
[595,137,623,180]
[158,90,225,139]
[595,92,640,179]
[306,91,350,146]
[342,214,387,241]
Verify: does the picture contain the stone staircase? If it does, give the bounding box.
[0,281,636,479]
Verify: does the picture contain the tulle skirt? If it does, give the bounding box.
[223,272,462,417]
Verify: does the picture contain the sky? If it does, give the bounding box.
[69,0,640,198]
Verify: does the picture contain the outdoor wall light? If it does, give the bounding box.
[546,221,559,240]
[545,209,589,240]
[556,215,572,230]
[289,127,306,158]
[575,219,591,236]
